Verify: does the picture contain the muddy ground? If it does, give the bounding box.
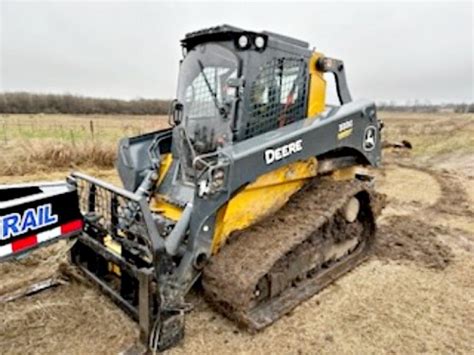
[0,112,473,354]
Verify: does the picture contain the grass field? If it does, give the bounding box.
[381,112,474,157]
[0,114,168,176]
[0,111,473,354]
[1,111,473,176]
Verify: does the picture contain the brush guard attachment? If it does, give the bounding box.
[69,172,185,351]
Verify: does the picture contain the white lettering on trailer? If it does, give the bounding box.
[0,204,58,241]
[265,139,303,165]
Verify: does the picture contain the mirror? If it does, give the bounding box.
[172,100,184,126]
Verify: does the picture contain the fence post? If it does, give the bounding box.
[89,120,95,140]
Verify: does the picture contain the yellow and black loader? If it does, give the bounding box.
[0,25,383,351]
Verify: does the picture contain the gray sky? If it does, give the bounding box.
[0,1,472,103]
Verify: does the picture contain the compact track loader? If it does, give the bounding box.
[0,25,382,351]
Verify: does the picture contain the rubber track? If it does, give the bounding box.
[202,177,379,330]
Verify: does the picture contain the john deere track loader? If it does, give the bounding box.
[0,25,382,351]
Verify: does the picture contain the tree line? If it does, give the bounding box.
[377,101,474,113]
[0,92,472,115]
[0,92,171,115]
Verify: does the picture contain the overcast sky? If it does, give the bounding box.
[0,1,472,103]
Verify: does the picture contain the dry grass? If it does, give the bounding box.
[0,114,168,176]
[0,141,117,176]
[0,281,138,355]
[379,111,474,158]
[1,112,471,176]
[0,114,167,141]
[0,243,69,296]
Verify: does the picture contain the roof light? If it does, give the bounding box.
[255,36,266,49]
[237,35,250,49]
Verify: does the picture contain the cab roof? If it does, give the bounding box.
[181,24,309,50]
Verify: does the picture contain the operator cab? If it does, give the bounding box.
[118,25,353,195]
[172,25,313,173]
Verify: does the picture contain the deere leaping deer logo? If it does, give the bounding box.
[363,126,377,151]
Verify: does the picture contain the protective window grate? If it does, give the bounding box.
[184,67,237,119]
[185,67,220,118]
[243,58,308,140]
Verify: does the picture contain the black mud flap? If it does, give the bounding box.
[0,181,83,262]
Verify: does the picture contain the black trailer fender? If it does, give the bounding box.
[0,181,83,261]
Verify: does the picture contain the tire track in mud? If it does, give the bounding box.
[375,217,454,270]
[395,162,474,216]
[426,170,473,218]
[374,163,473,270]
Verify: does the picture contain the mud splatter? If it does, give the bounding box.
[375,216,454,270]
[430,170,474,218]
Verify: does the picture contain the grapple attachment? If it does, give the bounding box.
[69,172,185,351]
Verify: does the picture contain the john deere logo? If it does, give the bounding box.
[363,126,377,151]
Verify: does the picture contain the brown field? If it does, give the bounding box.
[0,112,473,354]
[0,114,168,176]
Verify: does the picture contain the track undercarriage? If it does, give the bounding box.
[203,177,380,330]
